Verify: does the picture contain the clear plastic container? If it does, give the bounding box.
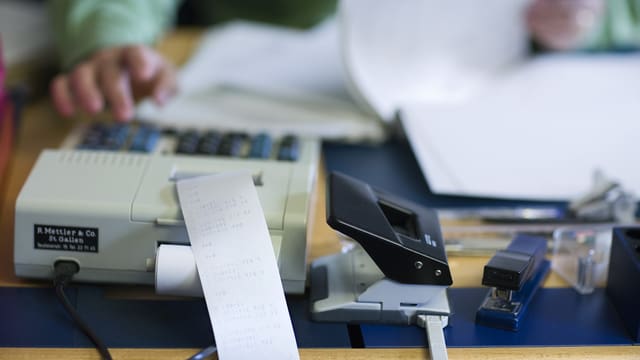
[551,225,613,294]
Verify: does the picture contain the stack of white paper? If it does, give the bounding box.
[339,0,531,120]
[137,20,384,141]
[401,54,640,200]
[340,0,640,201]
[138,0,640,201]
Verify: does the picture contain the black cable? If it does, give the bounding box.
[53,261,113,360]
[187,345,217,360]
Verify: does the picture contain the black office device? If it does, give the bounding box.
[326,171,453,286]
[310,172,452,360]
[606,227,640,343]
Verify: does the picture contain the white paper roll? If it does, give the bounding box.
[155,244,203,297]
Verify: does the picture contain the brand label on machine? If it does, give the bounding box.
[34,224,99,253]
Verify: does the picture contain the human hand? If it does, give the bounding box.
[51,45,177,122]
[526,0,604,51]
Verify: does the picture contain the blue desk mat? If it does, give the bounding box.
[323,140,635,347]
[0,287,77,347]
[0,286,351,348]
[0,286,634,348]
[361,288,632,348]
[1,140,635,349]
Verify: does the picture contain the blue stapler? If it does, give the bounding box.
[476,234,550,331]
[310,172,453,360]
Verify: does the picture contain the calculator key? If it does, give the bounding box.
[277,135,300,161]
[103,123,130,150]
[197,131,222,155]
[77,138,101,149]
[160,127,178,135]
[129,126,160,152]
[78,133,101,149]
[217,133,247,157]
[176,130,200,154]
[77,123,107,149]
[248,133,273,159]
[87,123,108,134]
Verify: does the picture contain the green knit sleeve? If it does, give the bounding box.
[50,0,180,69]
[581,0,640,50]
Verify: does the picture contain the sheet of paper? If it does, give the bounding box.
[176,172,299,360]
[179,20,351,101]
[137,20,383,141]
[339,0,531,121]
[402,54,640,200]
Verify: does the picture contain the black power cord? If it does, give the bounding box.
[53,261,113,360]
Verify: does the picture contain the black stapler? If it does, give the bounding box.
[476,234,550,331]
[310,172,452,360]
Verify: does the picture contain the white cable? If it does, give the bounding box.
[417,314,448,360]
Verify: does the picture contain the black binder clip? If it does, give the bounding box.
[310,172,452,360]
[476,234,550,331]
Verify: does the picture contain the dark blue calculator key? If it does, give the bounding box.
[80,123,106,141]
[161,127,178,135]
[142,129,161,152]
[103,124,130,150]
[77,123,109,150]
[217,133,246,157]
[87,122,108,134]
[129,127,160,152]
[77,142,100,150]
[197,131,222,155]
[176,130,200,154]
[128,128,147,152]
[81,132,98,143]
[277,135,300,161]
[248,133,273,159]
[77,133,102,149]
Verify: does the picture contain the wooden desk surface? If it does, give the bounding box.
[0,29,637,360]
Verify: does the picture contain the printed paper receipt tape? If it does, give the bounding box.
[176,171,300,360]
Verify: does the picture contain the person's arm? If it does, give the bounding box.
[581,0,640,50]
[527,0,640,51]
[526,0,604,51]
[49,0,180,121]
[51,0,179,69]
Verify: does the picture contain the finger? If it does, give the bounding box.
[527,2,585,50]
[533,0,598,30]
[151,63,178,105]
[50,75,76,117]
[123,46,162,83]
[98,63,135,122]
[69,63,104,114]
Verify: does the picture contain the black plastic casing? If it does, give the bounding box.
[326,172,452,286]
[482,235,547,291]
[607,227,640,343]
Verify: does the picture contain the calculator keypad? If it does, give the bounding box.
[75,123,300,161]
